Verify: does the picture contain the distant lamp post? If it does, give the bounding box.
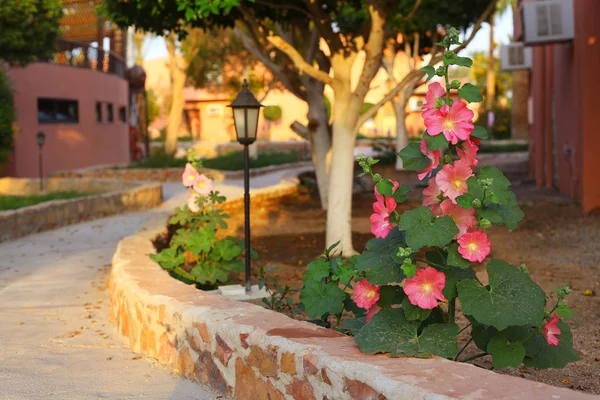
[36,131,46,191]
[228,79,263,293]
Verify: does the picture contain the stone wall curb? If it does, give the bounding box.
[54,161,314,183]
[0,178,162,242]
[109,183,593,400]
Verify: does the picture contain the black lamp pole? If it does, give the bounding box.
[229,80,263,293]
[36,131,46,191]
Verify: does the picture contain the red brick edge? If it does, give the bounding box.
[109,183,592,400]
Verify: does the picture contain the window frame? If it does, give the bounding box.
[37,97,79,124]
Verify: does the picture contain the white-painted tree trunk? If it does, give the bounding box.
[306,83,331,210]
[164,65,186,156]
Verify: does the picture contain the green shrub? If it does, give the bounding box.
[263,105,282,121]
[0,68,15,169]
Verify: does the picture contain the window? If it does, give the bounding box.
[118,106,127,123]
[107,103,114,123]
[37,98,79,124]
[96,102,103,122]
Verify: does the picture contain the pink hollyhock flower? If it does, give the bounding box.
[422,82,446,117]
[457,137,480,167]
[353,279,380,310]
[187,193,200,213]
[422,178,444,215]
[193,174,213,194]
[542,314,561,347]
[440,200,477,239]
[418,139,441,181]
[182,163,200,188]
[370,195,397,238]
[365,304,381,323]
[424,101,475,144]
[457,231,491,263]
[435,160,473,202]
[404,266,446,310]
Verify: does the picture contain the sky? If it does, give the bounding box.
[142,8,514,61]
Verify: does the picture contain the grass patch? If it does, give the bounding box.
[479,143,529,153]
[128,150,306,171]
[0,190,93,211]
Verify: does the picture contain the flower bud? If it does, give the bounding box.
[479,218,491,229]
[435,66,445,77]
[373,173,382,183]
[472,198,482,208]
[450,80,461,89]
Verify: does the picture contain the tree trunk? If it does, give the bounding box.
[511,69,530,140]
[486,12,496,126]
[165,64,186,155]
[305,81,331,210]
[393,83,414,170]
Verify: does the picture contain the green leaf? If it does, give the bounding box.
[300,280,346,319]
[523,322,579,368]
[458,83,482,103]
[402,297,432,321]
[557,303,573,320]
[457,260,546,330]
[354,308,458,358]
[393,184,411,203]
[190,262,228,284]
[425,131,448,150]
[336,263,355,286]
[338,317,366,336]
[210,239,241,261]
[443,54,473,67]
[442,269,459,301]
[487,333,526,369]
[471,126,489,140]
[447,243,471,269]
[484,192,524,230]
[186,229,215,255]
[467,177,484,200]
[455,193,476,209]
[401,263,417,279]
[397,143,430,171]
[471,323,498,352]
[303,258,331,283]
[478,167,512,194]
[376,179,395,197]
[398,207,458,249]
[377,285,405,307]
[355,229,407,285]
[344,295,366,317]
[150,247,185,271]
[422,65,436,82]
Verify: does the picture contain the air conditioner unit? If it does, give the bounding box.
[500,43,533,70]
[522,0,574,45]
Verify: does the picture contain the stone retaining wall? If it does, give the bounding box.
[109,184,592,400]
[54,161,313,183]
[0,178,162,242]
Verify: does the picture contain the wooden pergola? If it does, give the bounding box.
[59,0,125,57]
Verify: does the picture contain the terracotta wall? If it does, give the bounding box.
[522,0,600,213]
[4,63,129,177]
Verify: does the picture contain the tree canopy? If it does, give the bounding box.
[0,0,63,66]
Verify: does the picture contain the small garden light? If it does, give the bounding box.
[36,131,46,191]
[228,79,263,293]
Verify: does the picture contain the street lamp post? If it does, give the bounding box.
[228,79,263,293]
[36,131,46,191]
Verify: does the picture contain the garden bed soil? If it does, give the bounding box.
[155,154,600,395]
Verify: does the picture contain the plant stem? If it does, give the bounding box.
[454,338,473,361]
[416,258,446,270]
[459,352,488,363]
[449,298,456,322]
[457,322,472,335]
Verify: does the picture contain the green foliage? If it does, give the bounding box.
[0,69,16,168]
[397,207,458,249]
[397,143,430,171]
[150,151,246,286]
[258,266,298,312]
[0,190,94,211]
[263,105,282,121]
[354,229,407,285]
[0,0,62,66]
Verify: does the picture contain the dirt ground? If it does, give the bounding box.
[223,153,600,394]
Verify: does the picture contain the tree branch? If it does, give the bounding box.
[266,34,334,85]
[254,0,314,19]
[302,0,344,52]
[403,0,422,20]
[355,1,496,129]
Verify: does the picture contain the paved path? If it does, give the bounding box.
[0,168,305,400]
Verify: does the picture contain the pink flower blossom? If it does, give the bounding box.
[187,193,200,213]
[457,231,491,263]
[424,101,475,144]
[182,163,200,188]
[457,137,480,167]
[418,139,441,181]
[435,160,473,202]
[440,200,477,239]
[370,195,397,238]
[193,174,213,194]
[403,266,447,310]
[542,314,561,347]
[353,279,380,310]
[365,304,381,323]
[422,82,446,117]
[422,178,444,215]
